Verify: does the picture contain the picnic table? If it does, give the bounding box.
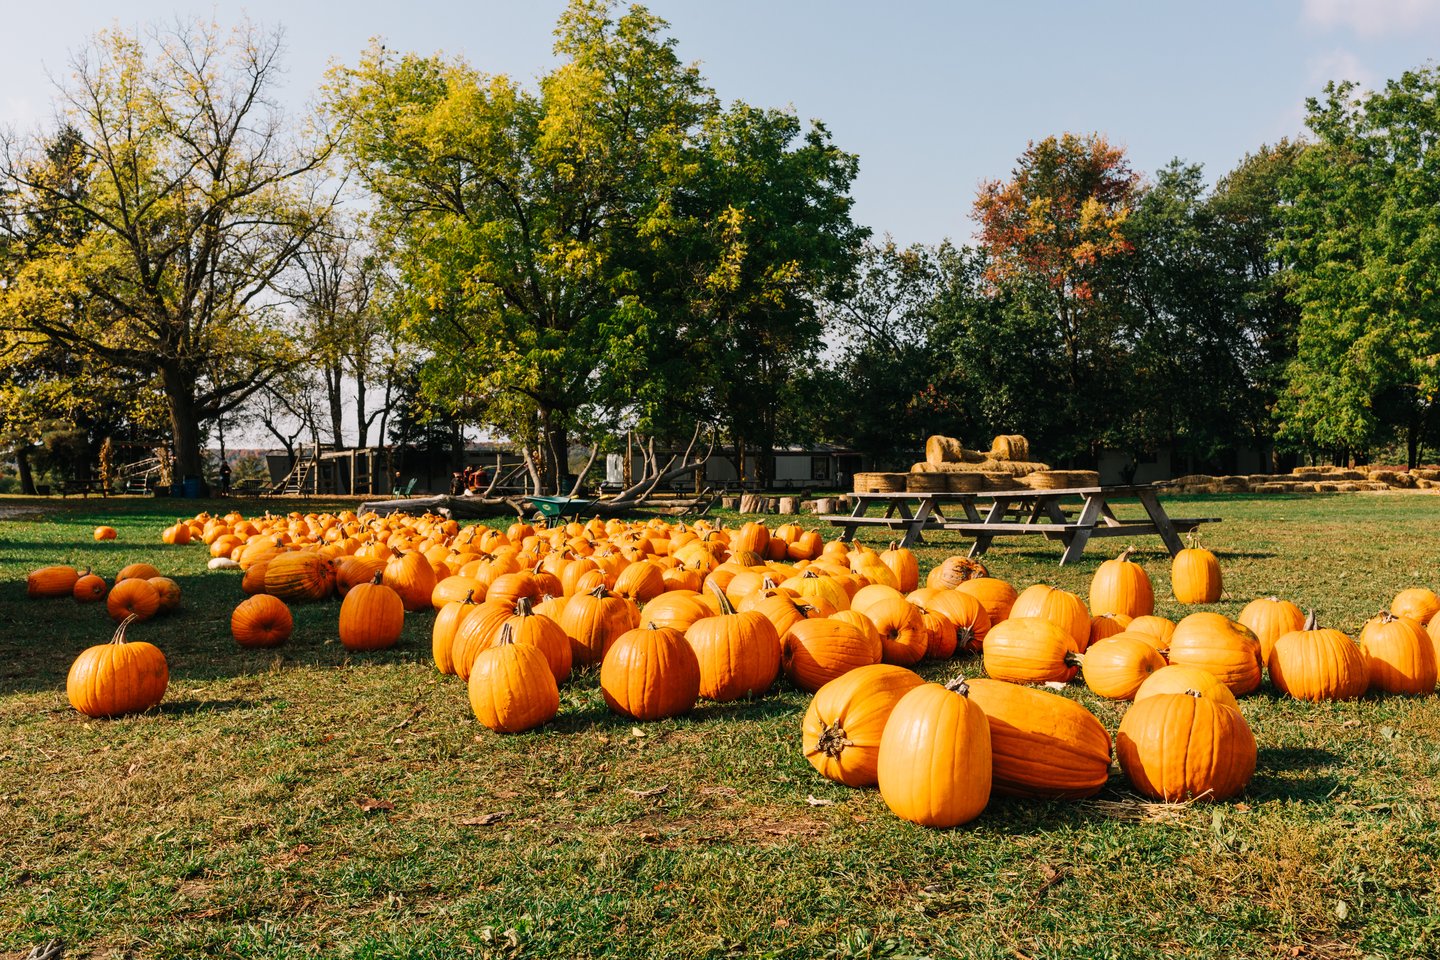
[58,479,110,498]
[820,484,1218,564]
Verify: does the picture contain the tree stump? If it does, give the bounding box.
[779,497,798,515]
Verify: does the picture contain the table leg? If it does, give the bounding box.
[1138,489,1186,555]
[969,498,1011,558]
[901,498,935,549]
[1060,494,1105,565]
[838,497,871,543]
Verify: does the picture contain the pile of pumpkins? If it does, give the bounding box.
[35,508,1440,829]
[27,556,182,719]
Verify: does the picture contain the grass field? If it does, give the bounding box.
[3,492,1439,960]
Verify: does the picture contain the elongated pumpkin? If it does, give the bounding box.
[876,679,991,828]
[963,678,1112,799]
[981,617,1081,684]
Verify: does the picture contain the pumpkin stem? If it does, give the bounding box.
[370,570,385,585]
[111,613,138,644]
[815,721,853,757]
[587,584,609,599]
[1303,609,1317,631]
[496,622,516,646]
[801,569,819,580]
[462,589,475,605]
[1378,610,1399,624]
[943,676,971,696]
[1063,652,1084,668]
[514,596,533,617]
[709,581,738,616]
[1183,688,1203,698]
[761,575,777,591]
[1117,546,1135,564]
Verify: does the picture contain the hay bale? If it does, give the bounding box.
[925,435,987,465]
[906,473,950,493]
[1252,483,1287,493]
[981,472,1022,491]
[1413,468,1440,481]
[1315,482,1340,493]
[1417,478,1439,489]
[853,472,907,493]
[910,462,939,474]
[989,434,1031,461]
[1358,481,1391,492]
[1334,482,1361,492]
[1169,474,1214,486]
[924,461,996,474]
[946,473,983,493]
[1213,476,1250,493]
[985,460,1051,477]
[1291,466,1325,477]
[1022,470,1100,490]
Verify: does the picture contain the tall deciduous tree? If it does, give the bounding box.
[973,133,1140,461]
[1278,70,1440,466]
[0,18,336,478]
[328,0,712,492]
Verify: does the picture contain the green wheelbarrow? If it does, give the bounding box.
[525,494,598,524]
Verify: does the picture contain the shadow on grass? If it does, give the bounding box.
[1246,746,1344,803]
[159,697,276,716]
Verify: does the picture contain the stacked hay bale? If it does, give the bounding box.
[895,434,1053,493]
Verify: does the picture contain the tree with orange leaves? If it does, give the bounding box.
[973,134,1140,399]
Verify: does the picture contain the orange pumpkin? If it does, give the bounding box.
[93,525,118,541]
[1080,634,1166,700]
[1088,547,1154,618]
[964,678,1112,799]
[684,589,781,701]
[72,570,108,604]
[67,615,168,717]
[1268,614,1368,702]
[338,575,405,651]
[1010,584,1090,651]
[781,617,883,692]
[1116,692,1256,802]
[981,617,1081,685]
[106,577,161,623]
[1237,597,1305,663]
[468,623,560,733]
[231,595,294,647]
[1359,611,1437,695]
[28,565,79,599]
[600,624,701,721]
[802,664,925,787]
[1166,613,1262,695]
[263,552,335,603]
[876,679,992,828]
[1171,545,1222,604]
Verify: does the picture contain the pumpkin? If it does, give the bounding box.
[955,576,1016,624]
[1127,615,1176,651]
[1359,611,1437,695]
[116,562,161,583]
[963,678,1112,798]
[1088,547,1154,618]
[926,556,989,590]
[501,598,572,684]
[264,552,335,603]
[1010,585,1091,651]
[781,617,883,692]
[558,586,639,666]
[879,542,920,593]
[642,591,714,634]
[1087,613,1133,648]
[231,595,294,647]
[981,617,1081,684]
[450,600,519,680]
[601,623,701,721]
[432,590,480,674]
[486,570,542,609]
[1116,691,1256,802]
[864,597,929,667]
[1167,613,1262,695]
[106,577,161,623]
[28,565,79,599]
[849,584,906,618]
[72,570,108,603]
[468,623,560,733]
[147,577,182,613]
[431,575,487,610]
[907,588,990,653]
[383,550,437,612]
[161,522,192,545]
[1134,664,1238,710]
[338,574,405,651]
[801,664,925,787]
[334,556,387,597]
[1080,634,1166,700]
[1237,596,1305,663]
[93,525,118,541]
[684,588,781,701]
[1268,613,1368,702]
[876,679,992,828]
[242,560,272,596]
[753,593,835,640]
[782,570,851,612]
[67,615,169,717]
[613,560,668,604]
[1391,588,1440,624]
[916,605,958,660]
[1171,545,1222,604]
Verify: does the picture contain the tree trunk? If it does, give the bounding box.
[541,411,568,496]
[355,368,369,448]
[162,365,205,479]
[16,447,36,495]
[325,360,345,448]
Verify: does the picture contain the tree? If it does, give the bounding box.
[0,18,336,479]
[973,134,1140,461]
[328,1,713,493]
[1278,69,1440,466]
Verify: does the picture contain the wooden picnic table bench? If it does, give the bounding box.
[57,478,110,498]
[819,484,1218,564]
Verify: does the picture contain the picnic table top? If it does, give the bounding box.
[848,483,1162,500]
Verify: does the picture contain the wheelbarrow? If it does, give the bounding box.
[525,494,598,524]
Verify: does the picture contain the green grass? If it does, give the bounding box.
[2,492,1440,959]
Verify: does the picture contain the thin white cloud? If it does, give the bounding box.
[1308,49,1379,92]
[1303,0,1440,37]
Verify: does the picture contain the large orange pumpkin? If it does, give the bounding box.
[432,590,480,675]
[963,678,1112,799]
[67,615,169,717]
[981,617,1081,684]
[1171,545,1222,604]
[231,595,294,648]
[781,617,883,692]
[684,589,781,701]
[383,550,437,612]
[1359,612,1437,695]
[338,575,405,651]
[1166,613,1262,695]
[1134,664,1238,710]
[264,552,336,603]
[1010,584,1091,651]
[600,624,701,721]
[801,664,925,787]
[1268,614,1368,702]
[876,679,992,828]
[107,577,161,623]
[1237,596,1305,663]
[468,624,560,733]
[1116,692,1256,802]
[28,565,79,599]
[557,586,639,666]
[1088,547,1154,618]
[72,570,108,604]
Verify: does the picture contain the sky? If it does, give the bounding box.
[5,0,1440,248]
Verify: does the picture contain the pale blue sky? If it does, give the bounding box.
[4,1,1439,245]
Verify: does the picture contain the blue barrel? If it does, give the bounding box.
[182,475,202,498]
